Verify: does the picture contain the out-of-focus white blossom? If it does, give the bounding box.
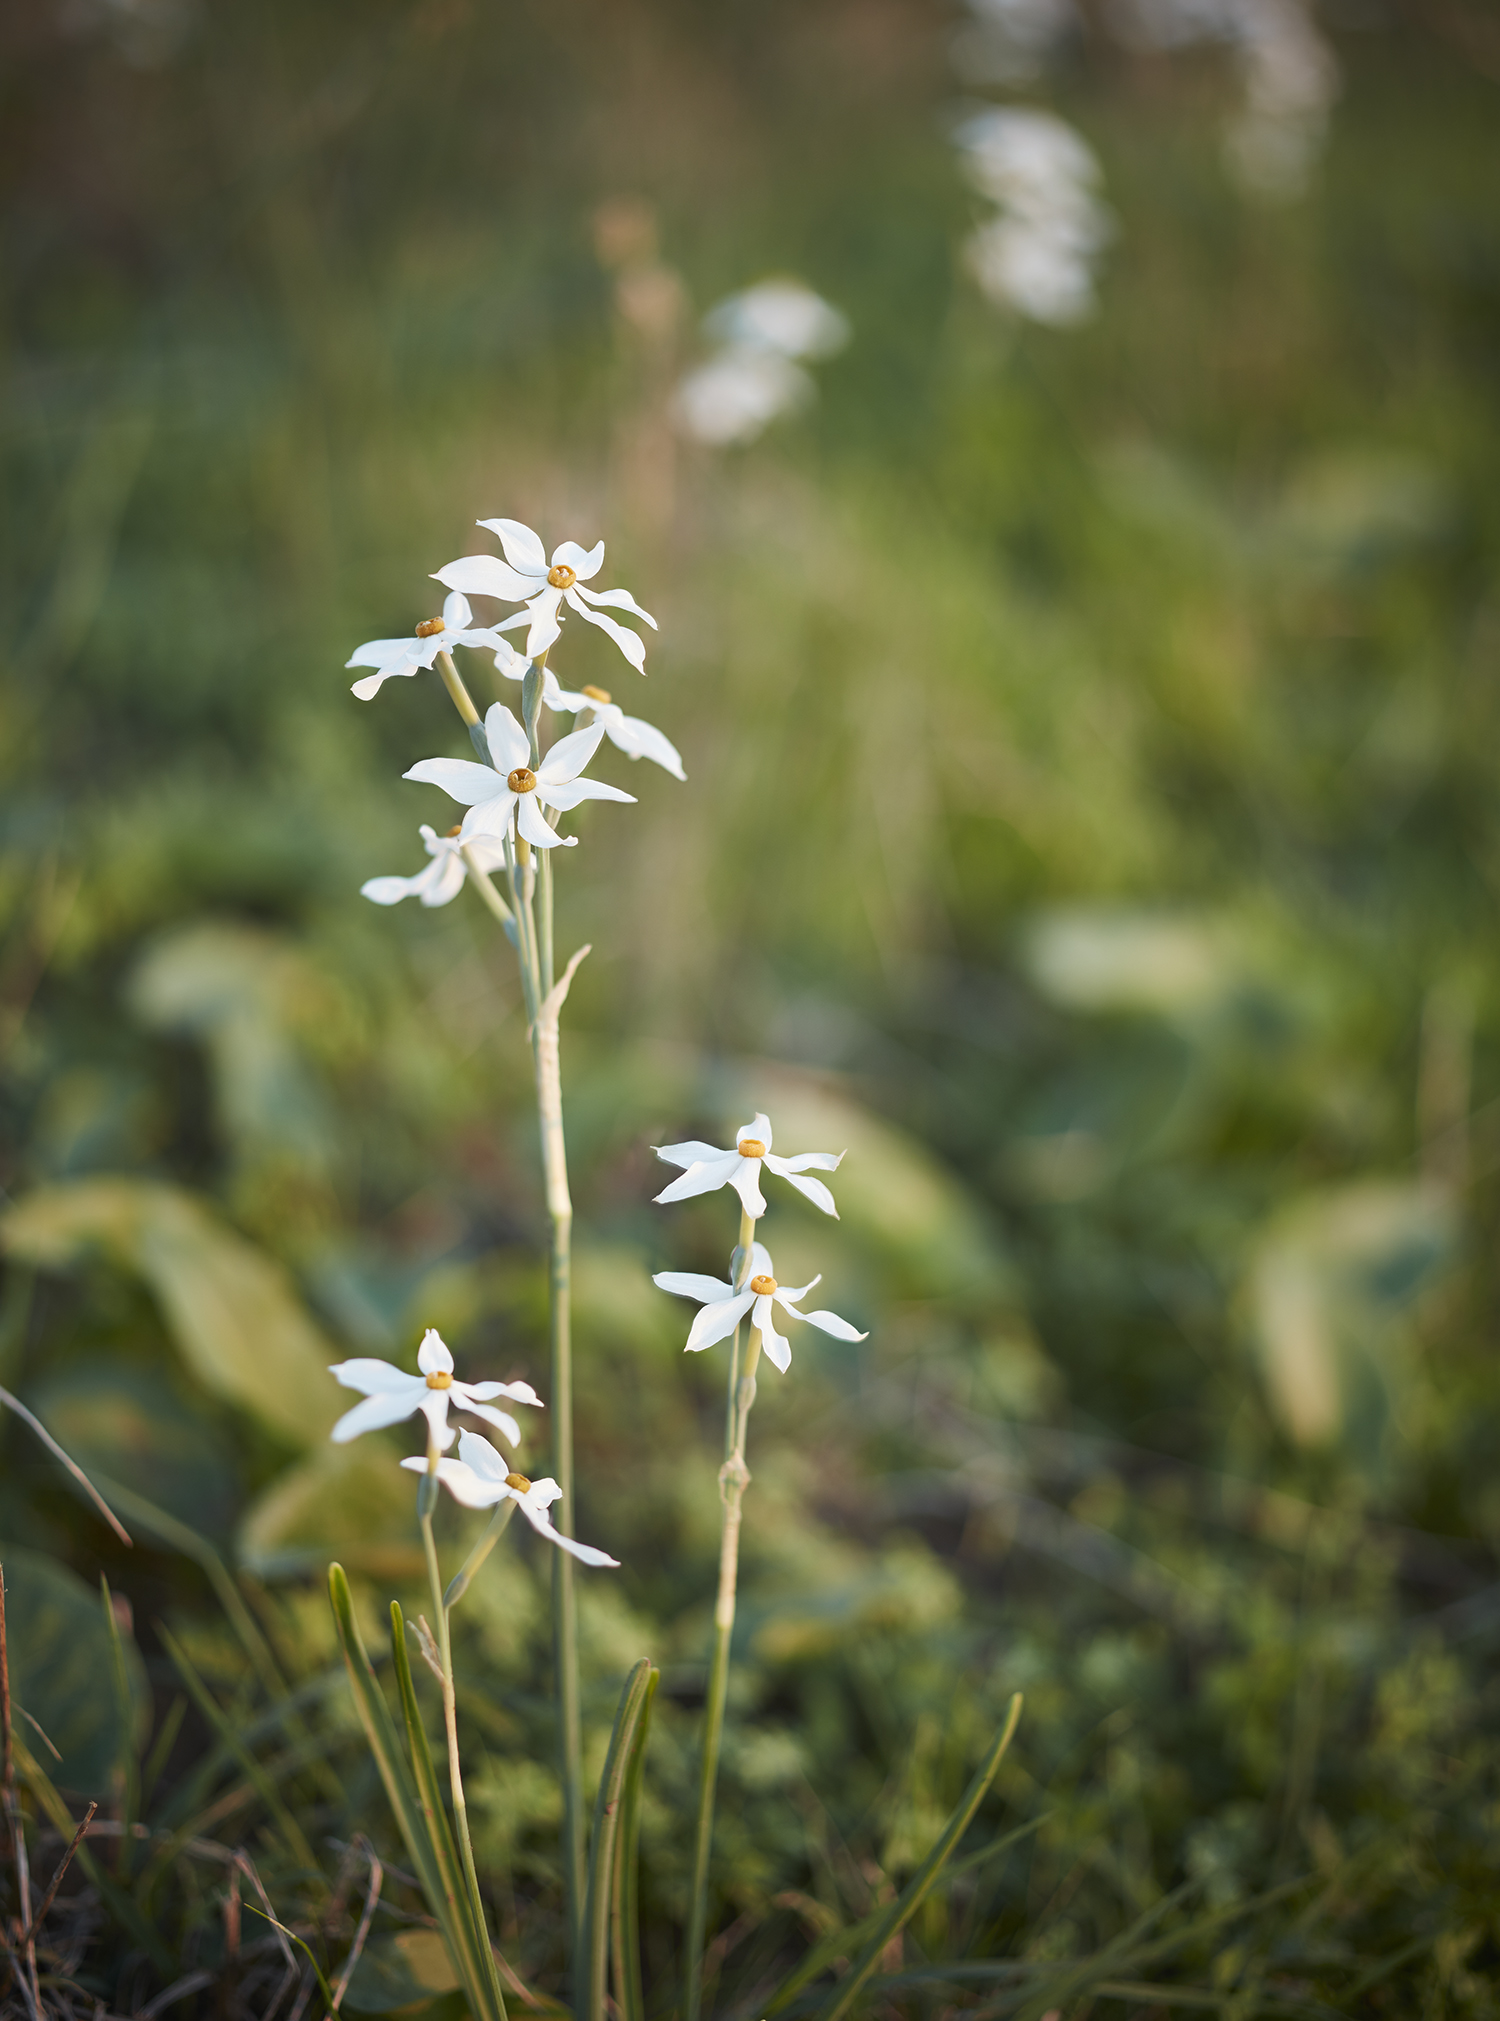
[955,109,1110,326]
[361,826,510,909]
[653,1111,844,1220]
[436,520,657,672]
[346,590,514,703]
[493,653,685,780]
[673,278,849,448]
[329,1329,541,1449]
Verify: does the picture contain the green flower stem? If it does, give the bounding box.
[435,649,481,728]
[445,1500,519,1610]
[685,1206,758,2021]
[539,845,556,997]
[419,1447,509,2021]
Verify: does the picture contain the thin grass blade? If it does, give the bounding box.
[582,1659,653,2021]
[612,1666,657,2021]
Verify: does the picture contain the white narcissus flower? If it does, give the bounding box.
[401,1431,619,1567]
[329,1329,542,1449]
[404,703,635,852]
[653,1240,866,1373]
[653,1111,844,1219]
[361,825,509,909]
[493,653,684,782]
[346,591,514,702]
[435,519,658,672]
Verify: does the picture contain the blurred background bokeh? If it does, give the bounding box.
[6,0,1500,2002]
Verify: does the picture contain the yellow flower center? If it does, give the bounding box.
[738,1138,766,1159]
[749,1274,777,1296]
[415,618,446,638]
[547,564,577,590]
[582,684,612,704]
[508,766,537,793]
[505,1472,532,1492]
[426,1371,453,1390]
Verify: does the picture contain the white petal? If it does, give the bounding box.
[748,1241,774,1276]
[442,589,474,630]
[329,1357,416,1396]
[330,1386,424,1443]
[684,1290,755,1352]
[417,1330,454,1375]
[771,1274,821,1305]
[541,778,637,811]
[458,792,517,844]
[493,644,531,684]
[434,555,538,602]
[346,637,416,670]
[572,583,659,630]
[418,1391,455,1449]
[653,1150,743,1204]
[727,1157,767,1219]
[466,1379,543,1408]
[524,591,565,658]
[765,1150,845,1174]
[607,713,685,779]
[421,852,469,907]
[536,723,605,785]
[516,1496,620,1567]
[360,863,445,907]
[566,594,647,670]
[521,1474,563,1509]
[739,1113,773,1151]
[477,517,548,574]
[516,793,573,849]
[799,1307,868,1342]
[776,1169,840,1218]
[462,1401,522,1445]
[551,538,604,577]
[754,1300,792,1373]
[652,1271,737,1305]
[483,704,531,774]
[403,757,505,807]
[399,1455,504,1508]
[654,1139,730,1170]
[457,1431,512,1481]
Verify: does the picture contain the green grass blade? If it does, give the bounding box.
[158,1623,318,1874]
[98,1576,141,1881]
[582,1659,653,2021]
[613,1666,657,2021]
[807,1691,1023,2021]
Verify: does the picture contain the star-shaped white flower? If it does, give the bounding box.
[329,1329,542,1449]
[403,703,635,852]
[653,1240,866,1373]
[401,1432,619,1567]
[346,591,514,702]
[434,519,658,672]
[361,825,509,909]
[653,1111,844,1219]
[492,651,684,781]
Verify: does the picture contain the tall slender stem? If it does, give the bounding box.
[684,1208,757,2021]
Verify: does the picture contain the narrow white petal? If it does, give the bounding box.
[442,589,474,630]
[403,757,505,807]
[517,1496,620,1566]
[399,1456,505,1508]
[458,792,517,844]
[608,713,685,780]
[772,1274,821,1305]
[748,1241,774,1276]
[551,538,604,577]
[566,594,647,670]
[466,1379,543,1408]
[418,1392,456,1449]
[330,1387,423,1443]
[653,1150,743,1204]
[766,1150,845,1175]
[478,517,549,574]
[727,1157,767,1219]
[652,1271,737,1304]
[799,1308,868,1342]
[536,723,606,785]
[417,1330,454,1374]
[483,704,531,774]
[684,1290,755,1352]
[572,583,659,630]
[457,1431,512,1481]
[541,778,637,811]
[462,1401,522,1445]
[361,868,437,907]
[329,1357,416,1396]
[739,1113,773,1151]
[653,1139,729,1170]
[756,1304,792,1373]
[421,853,469,908]
[516,793,573,848]
[777,1169,840,1218]
[435,554,538,602]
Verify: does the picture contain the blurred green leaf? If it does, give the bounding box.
[0,1544,148,1798]
[341,1930,463,2016]
[240,1442,424,1580]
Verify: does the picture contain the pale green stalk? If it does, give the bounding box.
[684,1206,758,2021]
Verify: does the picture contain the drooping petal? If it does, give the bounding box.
[516,792,573,849]
[652,1271,737,1305]
[330,1384,425,1443]
[422,852,469,907]
[466,1379,543,1409]
[572,583,659,630]
[360,854,454,908]
[441,589,474,630]
[417,1330,454,1375]
[775,1169,840,1218]
[653,1149,743,1204]
[524,590,565,659]
[727,1156,768,1220]
[607,713,686,780]
[653,1139,729,1171]
[541,778,637,811]
[462,1401,522,1446]
[565,593,647,671]
[348,639,430,700]
[752,1297,792,1373]
[766,1150,845,1174]
[329,1357,416,1396]
[770,1274,822,1306]
[514,1492,620,1566]
[399,1455,505,1508]
[797,1307,868,1342]
[684,1290,756,1352]
[477,518,549,575]
[417,1390,456,1449]
[434,554,539,601]
[457,1431,512,1481]
[550,538,604,578]
[404,757,506,806]
[483,704,531,775]
[536,722,606,786]
[738,1113,774,1151]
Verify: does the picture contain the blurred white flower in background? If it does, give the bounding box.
[673,279,850,448]
[955,108,1110,326]
[361,825,510,909]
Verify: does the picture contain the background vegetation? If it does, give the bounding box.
[4,0,1500,2012]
